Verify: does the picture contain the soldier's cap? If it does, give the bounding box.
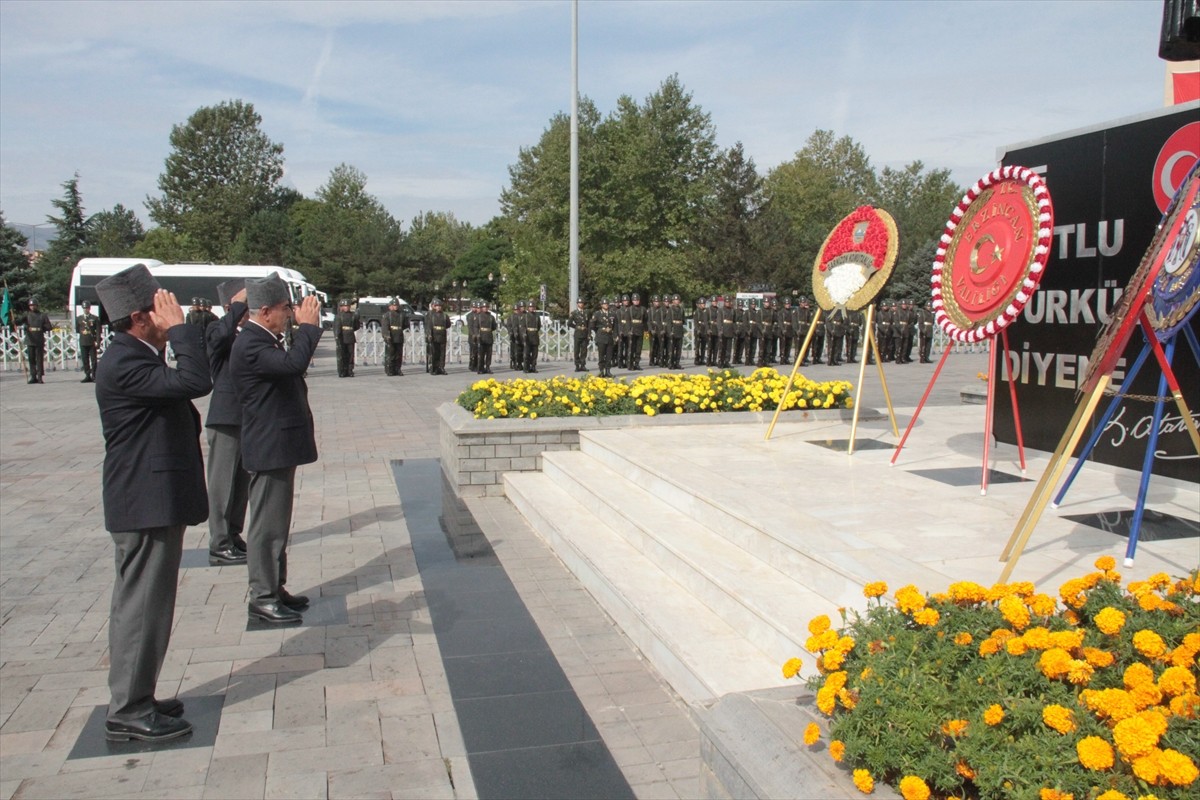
[81,300,91,307]
[577,298,585,304]
[431,297,443,306]
[388,297,399,306]
[600,297,609,304]
[672,294,680,301]
[96,263,160,322]
[246,274,289,309]
[339,298,351,306]
[28,298,38,306]
[632,293,640,301]
[650,294,659,301]
[217,279,245,307]
[792,289,799,296]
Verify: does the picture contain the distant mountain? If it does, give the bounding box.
[10,223,55,251]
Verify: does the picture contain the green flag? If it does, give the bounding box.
[0,286,10,326]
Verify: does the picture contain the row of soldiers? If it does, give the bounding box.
[185,298,220,331]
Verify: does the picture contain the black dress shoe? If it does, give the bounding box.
[105,711,192,742]
[278,589,310,610]
[81,377,94,383]
[154,697,185,718]
[208,547,247,566]
[248,600,302,624]
[231,533,248,553]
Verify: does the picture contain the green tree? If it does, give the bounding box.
[695,142,764,293]
[132,227,207,262]
[0,211,36,318]
[401,210,474,305]
[88,203,145,256]
[37,173,94,307]
[146,99,285,261]
[875,161,962,301]
[453,222,513,302]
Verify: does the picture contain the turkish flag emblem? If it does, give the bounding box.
[1153,121,1200,214]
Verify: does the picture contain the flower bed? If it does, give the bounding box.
[785,559,1199,799]
[456,367,854,420]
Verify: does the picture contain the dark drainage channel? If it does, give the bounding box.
[391,459,634,800]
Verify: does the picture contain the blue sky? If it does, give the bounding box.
[0,0,1170,234]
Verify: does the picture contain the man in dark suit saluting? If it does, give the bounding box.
[230,276,323,624]
[94,264,211,742]
[205,279,250,566]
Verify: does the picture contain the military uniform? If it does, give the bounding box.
[693,299,709,366]
[23,300,53,383]
[591,300,618,377]
[381,300,410,376]
[426,301,450,375]
[666,295,685,369]
[746,301,763,366]
[895,301,917,364]
[476,302,497,374]
[507,302,524,371]
[826,307,846,365]
[647,296,663,367]
[734,300,749,364]
[810,305,826,365]
[333,301,360,377]
[569,301,590,371]
[522,299,540,373]
[917,303,935,363]
[194,298,218,335]
[778,298,796,365]
[76,302,101,382]
[846,309,863,362]
[616,295,632,368]
[716,297,736,368]
[627,294,647,370]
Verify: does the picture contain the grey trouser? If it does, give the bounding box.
[246,466,296,602]
[206,425,248,552]
[108,526,184,722]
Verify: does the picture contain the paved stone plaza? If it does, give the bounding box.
[7,343,1183,799]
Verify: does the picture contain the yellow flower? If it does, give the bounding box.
[1113,714,1163,759]
[894,585,926,614]
[781,657,803,679]
[913,608,940,626]
[1168,692,1199,718]
[1078,735,1115,770]
[1082,647,1115,668]
[1095,555,1117,571]
[1039,648,1074,680]
[948,580,988,604]
[1133,629,1167,659]
[999,594,1031,630]
[1040,790,1074,800]
[1067,659,1095,685]
[1028,593,1057,616]
[1131,751,1161,784]
[829,740,845,762]
[899,776,930,800]
[983,704,1005,726]
[1042,704,1077,734]
[1094,607,1126,635]
[954,632,973,646]
[1159,666,1197,697]
[955,761,976,779]
[1156,748,1199,786]
[941,718,968,737]
[863,581,888,598]
[1081,687,1138,722]
[816,687,836,715]
[978,637,1002,657]
[806,629,838,653]
[1023,627,1052,650]
[808,615,831,636]
[803,722,820,745]
[1006,637,1029,656]
[852,769,874,794]
[1095,792,1129,800]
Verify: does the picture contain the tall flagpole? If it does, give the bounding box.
[569,0,579,309]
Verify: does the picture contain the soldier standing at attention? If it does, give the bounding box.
[94,264,209,742]
[693,297,708,366]
[616,294,631,369]
[507,300,523,371]
[796,297,814,365]
[716,296,736,368]
[381,298,409,376]
[810,302,826,365]
[761,299,778,366]
[197,299,219,335]
[918,300,936,363]
[897,299,918,364]
[333,299,359,377]
[569,298,590,372]
[185,298,202,327]
[523,299,541,373]
[707,296,722,367]
[76,300,101,382]
[667,294,685,369]
[746,299,762,366]
[476,300,497,374]
[778,296,795,366]
[846,309,863,363]
[628,293,647,370]
[826,307,846,366]
[466,300,480,373]
[23,298,53,384]
[730,298,745,365]
[591,298,617,378]
[426,298,449,375]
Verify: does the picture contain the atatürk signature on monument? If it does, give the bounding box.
[1101,405,1200,459]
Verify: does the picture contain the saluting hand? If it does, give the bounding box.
[294,295,321,327]
[151,289,185,332]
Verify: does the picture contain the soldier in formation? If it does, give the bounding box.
[666,294,685,369]
[521,299,541,373]
[647,295,664,368]
[381,297,410,376]
[426,298,450,375]
[778,296,796,366]
[333,299,360,378]
[475,300,497,374]
[507,300,524,371]
[591,298,618,378]
[826,307,846,366]
[569,298,590,372]
[693,297,709,366]
[23,298,53,383]
[76,299,101,382]
[715,297,735,368]
[917,300,935,363]
[626,293,647,370]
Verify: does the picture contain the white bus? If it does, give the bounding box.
[69,259,330,325]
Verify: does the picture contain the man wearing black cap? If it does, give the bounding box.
[231,274,323,624]
[522,299,540,373]
[591,298,617,378]
[693,297,708,366]
[22,298,53,383]
[917,300,935,363]
[628,293,647,370]
[476,300,497,374]
[667,295,684,369]
[205,279,250,567]
[426,298,449,375]
[569,298,590,372]
[381,298,410,376]
[334,299,359,377]
[507,300,523,371]
[76,300,101,382]
[94,264,210,742]
[617,295,632,369]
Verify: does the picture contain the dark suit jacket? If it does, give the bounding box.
[95,327,212,533]
[205,301,247,429]
[230,321,322,473]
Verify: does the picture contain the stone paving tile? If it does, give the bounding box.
[200,752,268,800]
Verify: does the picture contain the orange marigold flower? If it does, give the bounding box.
[837,688,858,710]
[1082,647,1115,668]
[1039,648,1074,680]
[1067,659,1095,686]
[953,632,973,646]
[1043,704,1077,734]
[1023,627,1052,650]
[803,722,820,745]
[1148,572,1171,589]
[948,581,988,604]
[1039,789,1073,800]
[781,657,803,679]
[1049,629,1085,650]
[829,739,846,762]
[1094,607,1126,635]
[863,581,887,599]
[806,629,838,653]
[1080,688,1138,721]
[913,608,940,627]
[983,704,1005,726]
[1064,609,1081,626]
[1169,693,1199,718]
[1094,555,1116,571]
[999,594,1031,630]
[1094,792,1129,800]
[1124,662,1156,689]
[1078,735,1115,770]
[816,687,836,715]
[1157,748,1199,786]
[1133,630,1167,659]
[1131,750,1161,784]
[895,585,926,615]
[1138,592,1166,612]
[899,776,930,800]
[956,761,977,779]
[942,718,968,737]
[1006,638,1030,656]
[1113,714,1163,759]
[979,638,1001,657]
[1028,593,1057,616]
[822,649,846,671]
[1131,682,1163,710]
[808,614,831,636]
[852,769,874,794]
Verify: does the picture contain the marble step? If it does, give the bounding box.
[504,470,785,703]
[577,427,948,609]
[539,449,834,669]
